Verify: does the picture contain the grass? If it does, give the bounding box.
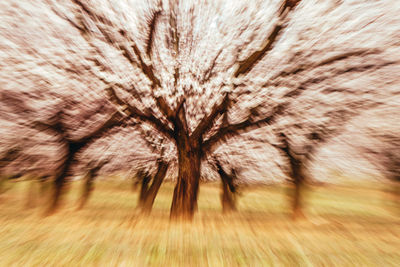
[0,179,399,266]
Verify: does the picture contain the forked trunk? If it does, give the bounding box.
[140,161,169,215]
[170,139,201,220]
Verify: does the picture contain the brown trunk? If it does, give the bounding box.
[278,134,307,220]
[25,178,37,209]
[0,176,9,194]
[45,142,81,215]
[39,176,50,206]
[0,148,20,194]
[137,171,151,207]
[221,181,237,213]
[291,162,305,220]
[77,162,107,209]
[132,176,140,192]
[77,171,95,210]
[46,171,69,215]
[140,161,169,215]
[170,138,201,220]
[216,161,237,213]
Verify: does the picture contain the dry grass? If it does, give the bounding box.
[0,179,399,266]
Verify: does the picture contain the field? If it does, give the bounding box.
[0,179,399,266]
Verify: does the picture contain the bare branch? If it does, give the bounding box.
[136,127,163,153]
[202,102,286,153]
[199,50,222,85]
[69,0,162,89]
[233,0,302,78]
[72,111,124,145]
[155,96,176,120]
[202,59,396,153]
[191,93,230,141]
[106,87,174,140]
[130,43,162,88]
[268,59,399,97]
[0,147,21,169]
[267,49,381,83]
[146,9,162,60]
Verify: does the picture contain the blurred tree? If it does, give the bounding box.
[44,0,305,220]
[1,0,399,220]
[33,104,125,214]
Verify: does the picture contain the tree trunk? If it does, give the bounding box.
[170,139,201,220]
[0,175,10,194]
[221,181,236,213]
[46,170,69,215]
[140,161,169,215]
[132,175,140,192]
[45,142,80,215]
[291,163,305,220]
[77,171,95,210]
[137,171,151,208]
[25,178,37,209]
[216,161,237,213]
[39,176,50,206]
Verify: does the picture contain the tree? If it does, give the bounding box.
[35,106,124,215]
[263,98,386,219]
[41,0,306,220]
[343,105,400,212]
[78,124,175,214]
[2,0,399,220]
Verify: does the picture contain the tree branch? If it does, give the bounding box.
[202,102,286,153]
[50,1,174,136]
[0,147,21,169]
[191,93,230,141]
[154,95,188,136]
[136,127,164,154]
[155,96,176,120]
[266,49,381,84]
[69,0,162,89]
[72,111,124,145]
[199,50,223,85]
[233,0,302,78]
[146,9,162,60]
[205,56,398,154]
[106,87,174,140]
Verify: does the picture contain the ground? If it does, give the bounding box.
[0,179,399,266]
